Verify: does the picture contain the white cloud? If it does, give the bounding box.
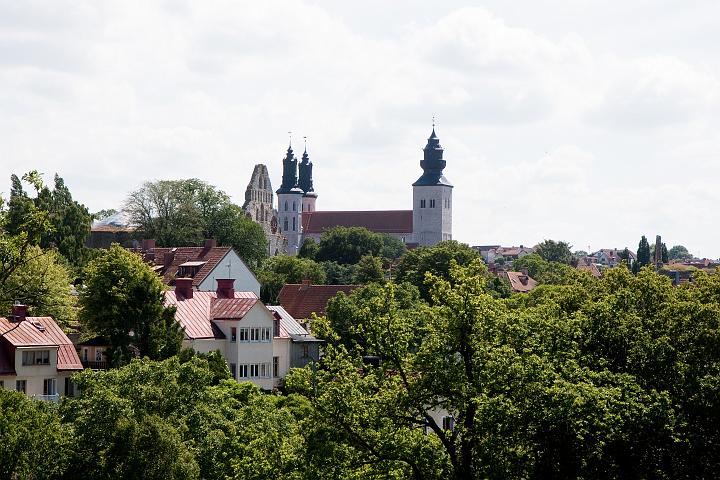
[1,1,719,258]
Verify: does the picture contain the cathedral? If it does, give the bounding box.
[243,127,452,255]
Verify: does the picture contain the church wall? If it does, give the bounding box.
[412,185,452,246]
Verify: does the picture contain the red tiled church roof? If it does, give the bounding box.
[0,316,83,372]
[277,283,360,320]
[302,210,413,234]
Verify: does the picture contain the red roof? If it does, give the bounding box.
[277,283,360,319]
[210,298,258,320]
[302,210,413,234]
[0,316,83,372]
[165,290,258,340]
[134,246,233,287]
[500,271,538,293]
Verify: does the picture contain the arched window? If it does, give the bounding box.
[285,201,288,211]
[283,218,288,231]
[293,201,296,212]
[292,217,296,231]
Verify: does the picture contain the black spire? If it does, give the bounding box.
[277,145,301,194]
[298,144,315,195]
[413,126,453,187]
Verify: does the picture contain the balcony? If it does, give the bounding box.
[81,360,108,370]
[32,394,60,402]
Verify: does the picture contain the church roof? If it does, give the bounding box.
[302,210,413,234]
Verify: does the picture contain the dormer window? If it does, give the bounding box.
[177,261,207,279]
[22,350,50,366]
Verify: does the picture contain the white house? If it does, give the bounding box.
[135,239,261,296]
[166,278,320,390]
[0,305,83,400]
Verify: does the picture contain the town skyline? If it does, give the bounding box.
[2,1,719,258]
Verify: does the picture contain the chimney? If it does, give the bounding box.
[301,279,312,286]
[11,303,28,322]
[216,278,235,299]
[204,239,217,249]
[141,239,156,252]
[520,268,528,276]
[175,278,193,300]
[163,250,176,269]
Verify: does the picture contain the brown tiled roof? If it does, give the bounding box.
[0,316,83,371]
[302,210,413,234]
[136,246,232,287]
[277,283,360,319]
[210,298,259,320]
[500,271,538,293]
[576,257,602,278]
[165,290,258,340]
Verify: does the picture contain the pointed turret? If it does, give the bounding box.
[276,145,303,194]
[298,147,316,196]
[413,127,452,187]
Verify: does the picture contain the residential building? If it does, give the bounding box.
[575,257,602,278]
[499,271,538,293]
[277,280,360,324]
[134,239,261,296]
[166,278,319,390]
[76,336,110,370]
[0,304,83,400]
[591,248,636,268]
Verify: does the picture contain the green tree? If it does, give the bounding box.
[315,226,384,265]
[298,237,319,260]
[512,253,573,285]
[257,254,326,304]
[79,245,183,366]
[352,254,384,284]
[535,239,573,264]
[0,390,71,479]
[321,260,355,285]
[92,208,118,220]
[668,245,692,261]
[124,179,267,266]
[0,246,76,326]
[393,240,480,301]
[6,172,92,266]
[637,235,651,268]
[379,233,407,260]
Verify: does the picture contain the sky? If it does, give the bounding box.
[1,0,719,258]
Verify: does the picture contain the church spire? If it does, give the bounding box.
[412,124,452,187]
[298,138,316,196]
[277,142,301,194]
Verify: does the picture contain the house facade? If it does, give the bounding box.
[166,278,320,390]
[0,305,83,400]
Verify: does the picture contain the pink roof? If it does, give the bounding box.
[500,271,538,293]
[302,210,413,234]
[134,246,234,287]
[0,316,83,372]
[278,283,360,319]
[210,298,259,320]
[165,290,258,340]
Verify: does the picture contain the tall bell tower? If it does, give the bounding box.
[412,125,452,246]
[276,142,304,254]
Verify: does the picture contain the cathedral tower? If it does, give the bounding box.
[242,164,287,256]
[276,143,304,254]
[412,126,452,246]
[298,146,317,213]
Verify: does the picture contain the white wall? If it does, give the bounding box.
[412,185,453,246]
[277,192,303,255]
[198,250,261,296]
[0,347,78,397]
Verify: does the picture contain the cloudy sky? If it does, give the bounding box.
[2,0,719,257]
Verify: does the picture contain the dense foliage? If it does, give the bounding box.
[79,245,183,365]
[124,179,267,267]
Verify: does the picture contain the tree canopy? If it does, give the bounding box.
[79,245,183,365]
[512,253,573,284]
[534,239,573,264]
[314,226,385,265]
[124,179,267,266]
[668,245,693,261]
[637,235,651,268]
[257,254,326,304]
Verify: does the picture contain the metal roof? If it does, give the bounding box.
[0,316,83,371]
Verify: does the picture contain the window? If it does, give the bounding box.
[283,218,288,231]
[95,349,103,362]
[442,416,455,432]
[22,350,50,366]
[230,363,237,380]
[43,378,56,396]
[82,349,88,362]
[16,380,26,393]
[250,328,258,342]
[292,201,296,212]
[273,319,280,337]
[250,364,259,377]
[284,201,288,211]
[239,328,249,342]
[261,327,271,341]
[231,327,237,342]
[292,217,296,231]
[65,378,75,397]
[420,199,426,208]
[238,364,248,378]
[273,356,279,377]
[302,344,310,359]
[430,199,435,208]
[260,363,268,378]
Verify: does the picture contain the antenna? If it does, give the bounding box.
[288,131,292,147]
[304,136,307,152]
